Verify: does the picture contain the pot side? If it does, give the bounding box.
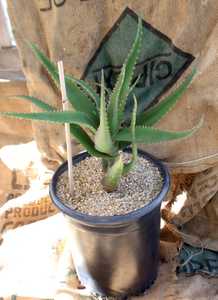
[49,149,170,296]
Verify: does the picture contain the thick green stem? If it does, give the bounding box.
[101,158,109,172]
[101,157,117,172]
[123,94,138,176]
[102,155,124,192]
[122,144,138,176]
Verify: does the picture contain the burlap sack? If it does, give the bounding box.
[2,1,218,295]
[0,212,216,299]
[54,238,218,300]
[0,141,57,236]
[6,0,218,172]
[0,297,46,300]
[0,141,53,207]
[179,192,218,251]
[0,214,64,299]
[0,188,57,235]
[0,80,32,148]
[178,243,218,277]
[162,166,218,251]
[0,80,32,206]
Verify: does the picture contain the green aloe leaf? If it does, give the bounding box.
[94,72,116,155]
[128,75,141,96]
[115,118,203,144]
[29,42,58,81]
[102,155,124,192]
[1,111,97,133]
[137,69,196,126]
[29,43,98,122]
[66,75,100,109]
[118,18,142,123]
[108,18,143,134]
[70,124,111,158]
[123,95,138,175]
[108,65,126,135]
[65,77,99,122]
[14,95,56,112]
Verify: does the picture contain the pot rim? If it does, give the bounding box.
[49,148,170,226]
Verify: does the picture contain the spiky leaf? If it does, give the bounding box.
[123,95,138,175]
[118,19,142,120]
[94,72,115,155]
[66,75,100,109]
[13,95,56,112]
[70,124,111,158]
[108,65,126,135]
[137,69,196,126]
[29,42,57,81]
[108,18,143,134]
[29,43,98,121]
[115,118,203,144]
[1,111,97,133]
[65,77,99,122]
[128,75,141,96]
[102,155,124,192]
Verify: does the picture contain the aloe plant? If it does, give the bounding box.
[1,19,202,192]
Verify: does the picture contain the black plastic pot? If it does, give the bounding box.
[50,149,170,296]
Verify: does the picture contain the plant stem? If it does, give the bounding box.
[102,154,124,192]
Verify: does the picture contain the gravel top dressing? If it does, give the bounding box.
[56,153,163,216]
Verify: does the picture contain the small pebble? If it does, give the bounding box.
[56,153,163,216]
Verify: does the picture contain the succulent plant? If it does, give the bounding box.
[1,19,202,192]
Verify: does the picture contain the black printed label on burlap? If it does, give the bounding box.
[83,7,194,114]
[39,0,66,11]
